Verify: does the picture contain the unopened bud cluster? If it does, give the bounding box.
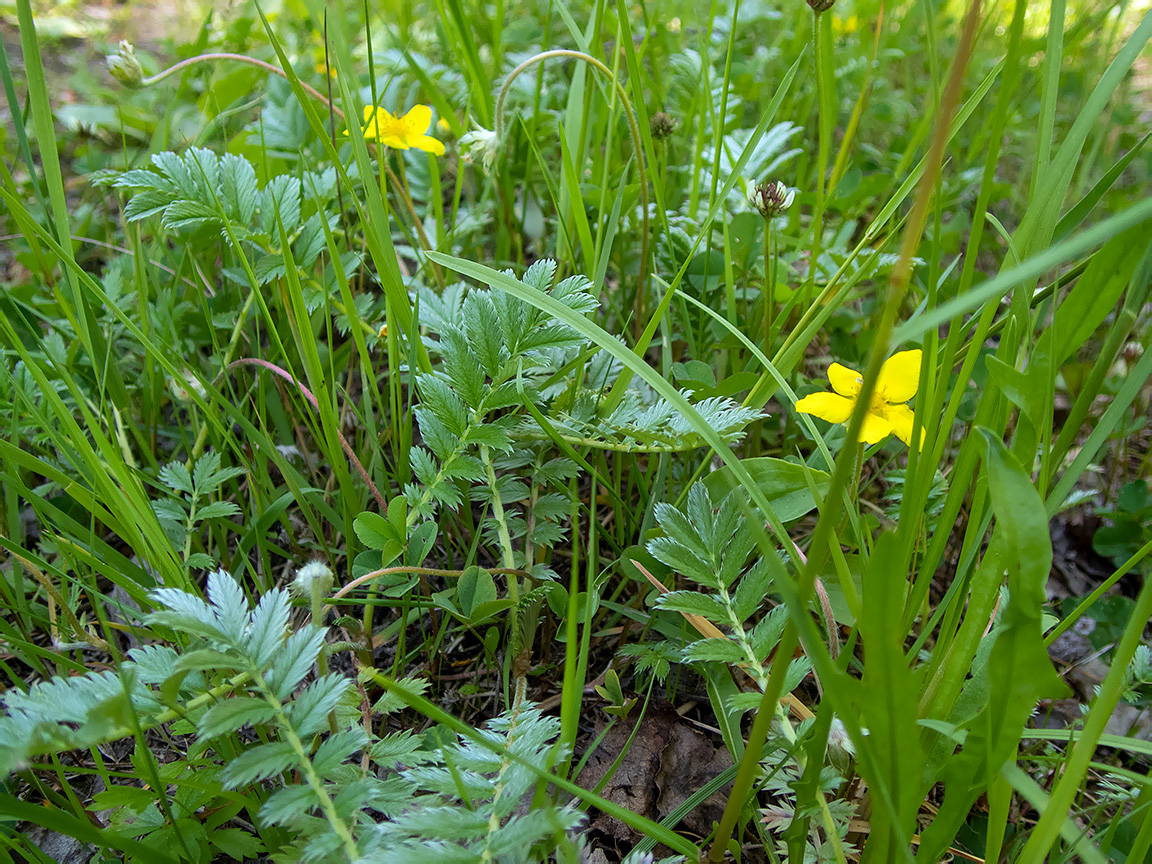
[292,560,334,599]
[107,40,144,89]
[748,180,795,219]
[649,112,678,140]
[459,124,501,175]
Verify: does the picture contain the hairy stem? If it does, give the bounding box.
[254,677,360,860]
[141,53,341,120]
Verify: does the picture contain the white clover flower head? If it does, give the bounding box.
[292,560,334,598]
[749,179,795,218]
[459,124,501,175]
[107,40,144,89]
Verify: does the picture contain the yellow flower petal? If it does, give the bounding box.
[876,349,922,404]
[880,403,923,449]
[400,104,433,137]
[859,410,895,444]
[411,135,446,155]
[796,392,856,424]
[827,362,862,398]
[378,131,410,149]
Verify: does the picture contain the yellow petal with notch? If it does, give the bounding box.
[876,349,922,403]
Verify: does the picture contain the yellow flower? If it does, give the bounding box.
[833,13,860,34]
[353,104,445,155]
[795,349,923,447]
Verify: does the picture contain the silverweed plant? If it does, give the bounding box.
[0,0,1151,862]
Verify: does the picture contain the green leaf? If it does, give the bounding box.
[211,827,264,860]
[1052,224,1152,366]
[245,589,290,668]
[198,697,275,740]
[222,740,297,788]
[158,461,193,494]
[256,784,316,827]
[457,566,498,619]
[682,637,745,664]
[264,628,326,701]
[462,292,505,379]
[194,501,241,521]
[654,591,729,623]
[703,457,831,523]
[353,511,402,552]
[311,727,369,778]
[287,675,350,738]
[219,152,258,224]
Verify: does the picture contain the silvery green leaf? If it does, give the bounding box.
[265,627,326,701]
[246,589,290,668]
[286,675,350,738]
[222,740,297,788]
[198,696,275,740]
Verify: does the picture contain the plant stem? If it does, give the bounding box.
[255,677,360,860]
[141,53,341,120]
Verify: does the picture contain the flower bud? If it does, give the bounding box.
[826,716,857,775]
[808,0,836,11]
[748,179,795,218]
[292,560,334,599]
[107,41,144,89]
[649,112,678,140]
[459,124,501,175]
[167,370,206,403]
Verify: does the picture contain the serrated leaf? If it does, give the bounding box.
[462,292,505,378]
[161,199,220,232]
[438,324,486,409]
[174,648,243,673]
[287,675,349,737]
[460,422,511,451]
[748,606,789,659]
[416,373,468,436]
[246,589,291,668]
[198,697,275,740]
[152,150,196,198]
[219,153,258,224]
[195,501,241,521]
[654,591,729,623]
[732,559,773,621]
[311,727,369,777]
[147,588,224,640]
[257,784,318,827]
[265,628,326,701]
[223,740,297,788]
[206,569,249,643]
[260,175,302,234]
[210,828,264,860]
[682,637,746,664]
[158,462,194,494]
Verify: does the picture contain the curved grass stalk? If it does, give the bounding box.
[492,50,650,336]
[226,358,388,512]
